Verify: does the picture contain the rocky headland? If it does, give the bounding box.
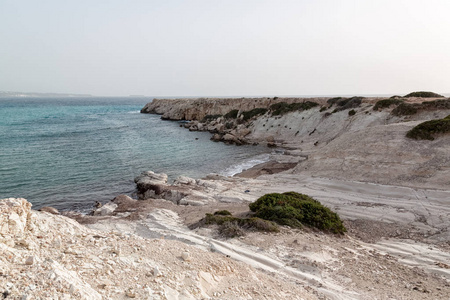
[2,93,450,299]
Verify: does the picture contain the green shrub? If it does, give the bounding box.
[348,109,356,116]
[241,108,268,121]
[387,99,450,116]
[269,101,319,116]
[392,103,418,116]
[205,213,237,225]
[404,91,444,98]
[420,99,450,110]
[320,107,327,112]
[373,98,403,111]
[214,210,232,216]
[327,97,363,112]
[242,217,280,232]
[406,115,450,140]
[249,192,346,234]
[202,114,222,122]
[203,213,280,235]
[224,109,239,119]
[327,97,343,105]
[218,221,244,238]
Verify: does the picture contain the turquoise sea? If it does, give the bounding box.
[0,97,270,211]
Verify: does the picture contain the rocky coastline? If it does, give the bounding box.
[2,94,450,299]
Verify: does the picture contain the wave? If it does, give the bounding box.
[220,153,271,177]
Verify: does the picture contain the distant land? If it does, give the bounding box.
[0,91,92,98]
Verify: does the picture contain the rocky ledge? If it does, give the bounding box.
[133,170,257,206]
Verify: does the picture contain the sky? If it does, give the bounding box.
[1,0,450,97]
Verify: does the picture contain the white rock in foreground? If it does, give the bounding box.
[0,198,316,299]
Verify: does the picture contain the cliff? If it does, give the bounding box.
[141,97,330,120]
[141,96,450,189]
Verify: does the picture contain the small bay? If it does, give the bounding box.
[0,97,270,211]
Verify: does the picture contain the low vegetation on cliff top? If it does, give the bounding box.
[373,98,450,116]
[373,98,404,111]
[406,114,450,140]
[269,101,319,116]
[404,91,444,98]
[241,108,268,121]
[327,96,363,113]
[249,192,346,234]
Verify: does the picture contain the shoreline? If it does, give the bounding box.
[2,95,450,299]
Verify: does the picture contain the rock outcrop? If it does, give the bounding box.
[134,171,219,205]
[0,198,34,243]
[133,171,258,205]
[0,198,315,299]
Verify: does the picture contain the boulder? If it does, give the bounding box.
[135,171,170,200]
[210,134,222,142]
[135,171,168,193]
[266,136,276,147]
[93,203,118,216]
[237,128,251,137]
[222,134,237,143]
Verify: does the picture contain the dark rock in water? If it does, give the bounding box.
[39,206,60,215]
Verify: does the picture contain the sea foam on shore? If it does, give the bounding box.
[220,153,271,176]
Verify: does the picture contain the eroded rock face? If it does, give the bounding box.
[0,198,33,237]
[141,97,327,121]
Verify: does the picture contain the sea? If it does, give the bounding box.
[0,97,271,212]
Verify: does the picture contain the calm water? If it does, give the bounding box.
[0,97,270,211]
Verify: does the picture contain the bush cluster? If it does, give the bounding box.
[391,103,418,116]
[404,91,444,98]
[241,108,268,121]
[201,114,222,122]
[406,115,450,140]
[249,192,346,234]
[214,210,232,216]
[327,97,363,112]
[376,98,450,116]
[373,98,404,111]
[269,101,319,116]
[204,212,280,238]
[224,109,239,119]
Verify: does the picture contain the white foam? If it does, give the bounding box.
[220,153,271,177]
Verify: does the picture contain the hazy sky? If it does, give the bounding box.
[1,0,450,97]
